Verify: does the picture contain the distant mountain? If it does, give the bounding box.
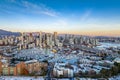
[0,29,20,37]
[94,36,119,39]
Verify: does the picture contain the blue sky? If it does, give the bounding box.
[0,0,120,36]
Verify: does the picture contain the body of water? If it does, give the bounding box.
[96,42,120,49]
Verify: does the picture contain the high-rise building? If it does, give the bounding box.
[49,33,53,49]
[20,32,24,44]
[46,33,50,46]
[54,32,57,39]
[53,32,58,45]
[29,33,34,43]
[65,34,68,40]
[39,31,42,47]
[36,38,39,47]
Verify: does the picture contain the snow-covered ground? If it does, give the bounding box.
[0,76,44,80]
[109,75,120,80]
[0,76,70,80]
[0,76,97,80]
[0,75,120,80]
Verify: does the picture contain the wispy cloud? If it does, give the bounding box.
[21,1,59,17]
[80,10,92,21]
[2,0,59,17]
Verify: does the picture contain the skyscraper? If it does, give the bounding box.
[53,32,58,46]
[21,32,24,44]
[39,31,42,47]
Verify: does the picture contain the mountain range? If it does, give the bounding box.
[0,29,20,37]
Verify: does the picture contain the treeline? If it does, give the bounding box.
[99,62,120,78]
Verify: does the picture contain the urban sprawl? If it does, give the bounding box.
[0,32,120,79]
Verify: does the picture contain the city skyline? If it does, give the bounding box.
[0,0,120,36]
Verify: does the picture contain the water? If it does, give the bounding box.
[96,42,120,49]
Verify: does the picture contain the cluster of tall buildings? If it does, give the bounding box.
[63,34,98,46]
[0,31,99,51]
[17,32,60,50]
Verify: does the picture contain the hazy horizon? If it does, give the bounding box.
[0,0,120,37]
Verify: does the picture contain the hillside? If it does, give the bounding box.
[0,29,20,37]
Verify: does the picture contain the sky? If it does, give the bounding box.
[0,0,120,36]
